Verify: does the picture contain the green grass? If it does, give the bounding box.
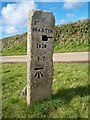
[2,43,27,56]
[54,41,89,53]
[2,63,89,118]
[1,41,89,56]
[1,37,27,56]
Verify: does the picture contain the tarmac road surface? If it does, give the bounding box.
[0,52,89,63]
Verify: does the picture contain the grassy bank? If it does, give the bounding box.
[1,39,89,56]
[2,63,89,118]
[1,19,89,56]
[54,41,88,53]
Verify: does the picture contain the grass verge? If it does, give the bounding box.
[2,63,89,118]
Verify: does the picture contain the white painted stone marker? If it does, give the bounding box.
[27,10,55,105]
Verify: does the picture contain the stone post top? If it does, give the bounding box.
[28,9,55,26]
[29,9,54,14]
[28,9,55,17]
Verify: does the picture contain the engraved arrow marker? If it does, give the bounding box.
[34,71,43,79]
[42,35,53,41]
[34,67,44,79]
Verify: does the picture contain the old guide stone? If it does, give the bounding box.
[27,10,55,105]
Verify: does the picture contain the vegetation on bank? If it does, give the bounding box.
[0,33,27,56]
[54,19,89,53]
[2,63,88,118]
[0,19,89,56]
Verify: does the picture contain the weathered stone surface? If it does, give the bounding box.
[27,10,55,105]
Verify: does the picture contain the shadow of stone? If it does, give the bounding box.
[52,84,89,103]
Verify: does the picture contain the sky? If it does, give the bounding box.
[0,0,89,38]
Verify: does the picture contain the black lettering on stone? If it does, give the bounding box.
[42,28,44,32]
[38,56,45,61]
[37,43,40,48]
[37,43,38,48]
[37,43,41,48]
[45,44,47,48]
[38,28,41,32]
[42,44,44,48]
[33,27,53,34]
[42,44,46,48]
[33,28,37,32]
[34,20,39,25]
[50,30,53,33]
[38,57,40,61]
[37,43,47,49]
[45,29,47,33]
[34,21,37,25]
[43,56,45,60]
[39,44,41,48]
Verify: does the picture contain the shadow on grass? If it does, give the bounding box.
[2,85,89,118]
[52,84,89,103]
